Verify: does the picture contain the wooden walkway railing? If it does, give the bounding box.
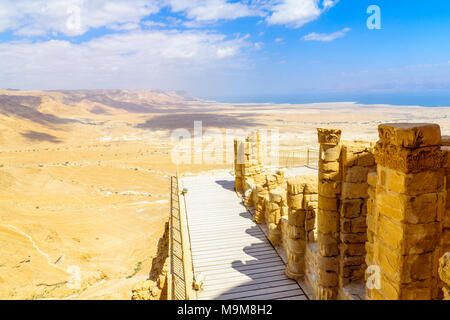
[168,175,196,300]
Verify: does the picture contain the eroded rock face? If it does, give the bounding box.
[317,128,342,146]
[378,123,441,149]
[439,253,450,300]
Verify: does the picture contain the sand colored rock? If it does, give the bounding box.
[439,253,450,299]
[378,123,441,149]
[367,123,447,300]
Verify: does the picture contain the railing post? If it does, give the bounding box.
[307,148,310,168]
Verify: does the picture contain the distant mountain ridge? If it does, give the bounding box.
[0,89,205,147]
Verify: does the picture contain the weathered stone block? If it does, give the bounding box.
[320,144,341,162]
[288,209,306,227]
[339,243,366,256]
[269,189,283,203]
[444,209,450,229]
[287,250,305,263]
[304,194,318,203]
[374,142,444,173]
[303,179,318,194]
[317,255,339,272]
[368,172,377,187]
[344,166,374,183]
[378,123,441,148]
[442,229,450,248]
[351,216,367,233]
[305,201,318,210]
[318,181,341,198]
[286,237,307,252]
[317,269,338,287]
[385,168,445,195]
[317,209,339,234]
[374,242,435,284]
[286,224,306,240]
[341,232,367,244]
[377,215,441,255]
[319,170,341,181]
[287,193,303,210]
[317,233,339,257]
[340,199,363,218]
[341,141,374,167]
[319,196,338,211]
[442,136,450,147]
[319,160,340,172]
[317,128,341,146]
[439,253,450,286]
[341,182,369,199]
[376,190,441,224]
[305,217,315,232]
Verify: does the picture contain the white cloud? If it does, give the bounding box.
[267,0,339,28]
[0,0,161,36]
[0,1,341,37]
[166,0,264,22]
[0,30,252,90]
[142,21,167,27]
[302,27,350,41]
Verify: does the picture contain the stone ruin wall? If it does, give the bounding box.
[234,125,450,300]
[315,129,376,299]
[366,124,449,300]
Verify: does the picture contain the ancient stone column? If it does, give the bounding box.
[365,171,378,297]
[339,142,376,288]
[439,253,450,300]
[286,177,306,280]
[441,137,450,256]
[370,123,445,300]
[285,175,318,280]
[267,188,284,246]
[316,128,342,300]
[254,184,268,224]
[234,138,244,192]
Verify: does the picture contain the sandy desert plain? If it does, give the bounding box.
[0,89,449,300]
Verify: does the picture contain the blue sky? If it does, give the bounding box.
[0,0,449,100]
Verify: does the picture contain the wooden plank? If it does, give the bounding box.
[200,263,286,278]
[193,255,278,269]
[198,260,284,274]
[200,279,297,299]
[202,283,302,300]
[192,250,279,262]
[181,173,306,301]
[192,245,271,257]
[199,273,291,290]
[238,289,304,300]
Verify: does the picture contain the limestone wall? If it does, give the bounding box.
[339,142,376,288]
[368,123,446,300]
[233,125,450,300]
[233,131,264,200]
[285,175,318,281]
[439,253,450,299]
[442,136,450,256]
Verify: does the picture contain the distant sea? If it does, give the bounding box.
[204,92,450,107]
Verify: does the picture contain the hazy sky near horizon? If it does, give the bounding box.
[0,0,449,98]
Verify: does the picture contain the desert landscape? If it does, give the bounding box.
[0,88,449,300]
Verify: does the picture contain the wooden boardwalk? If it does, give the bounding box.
[181,173,307,300]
